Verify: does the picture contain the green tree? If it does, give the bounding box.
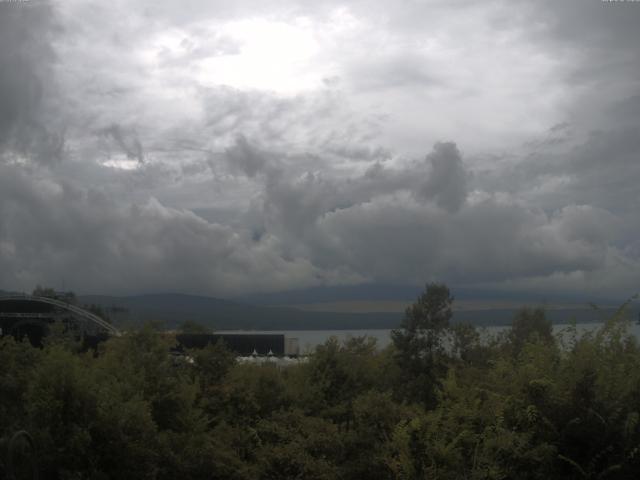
[0,336,41,432]
[341,390,414,479]
[301,336,383,426]
[509,307,553,355]
[179,320,211,334]
[254,410,342,480]
[391,283,453,408]
[221,363,292,425]
[450,322,487,365]
[192,339,237,419]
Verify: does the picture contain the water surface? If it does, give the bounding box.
[222,322,640,354]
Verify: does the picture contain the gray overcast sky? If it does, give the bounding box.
[1,0,639,299]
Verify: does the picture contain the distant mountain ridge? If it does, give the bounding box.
[238,283,628,306]
[78,293,402,330]
[78,292,637,331]
[3,289,634,331]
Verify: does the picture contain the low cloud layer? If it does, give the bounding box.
[0,0,639,300]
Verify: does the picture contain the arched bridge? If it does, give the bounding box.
[0,294,121,337]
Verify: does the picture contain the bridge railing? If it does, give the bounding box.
[0,294,121,336]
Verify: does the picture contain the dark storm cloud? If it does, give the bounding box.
[199,86,388,160]
[219,137,625,293]
[347,54,440,91]
[528,0,640,52]
[0,1,63,163]
[225,139,468,248]
[99,124,145,163]
[224,135,272,178]
[481,123,640,217]
[418,143,467,212]
[0,0,639,298]
[225,138,466,215]
[0,163,352,295]
[609,94,640,125]
[310,198,615,286]
[523,0,640,128]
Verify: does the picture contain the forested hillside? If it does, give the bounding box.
[2,285,640,479]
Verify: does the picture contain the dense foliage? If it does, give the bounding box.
[2,284,640,479]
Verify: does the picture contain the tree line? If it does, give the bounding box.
[1,284,640,479]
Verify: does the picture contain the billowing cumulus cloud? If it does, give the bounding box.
[0,163,361,295]
[0,0,639,300]
[419,143,467,212]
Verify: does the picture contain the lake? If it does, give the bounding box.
[222,321,640,354]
